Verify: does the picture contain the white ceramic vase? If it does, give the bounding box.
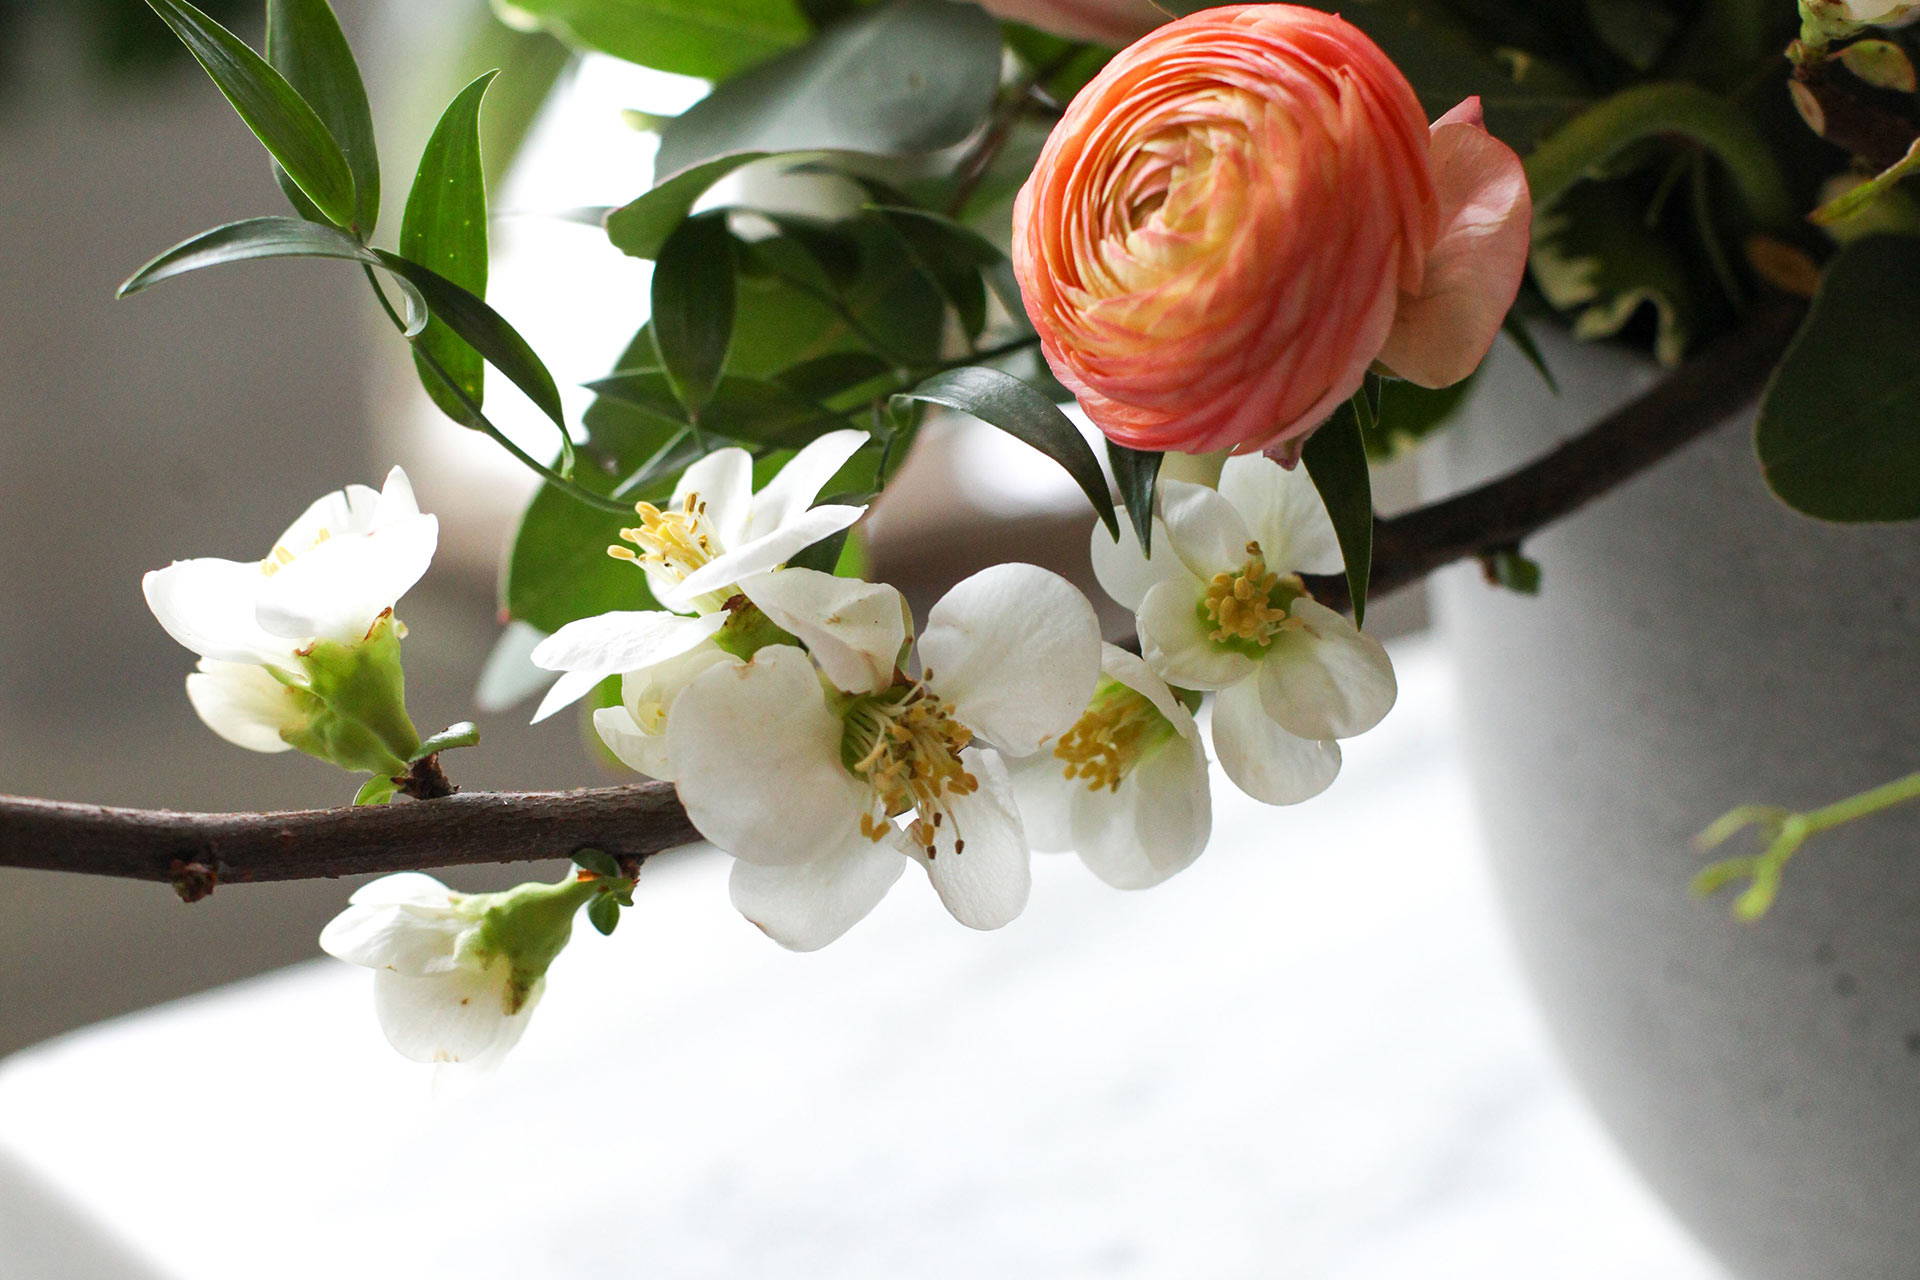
[1427,326,1920,1280]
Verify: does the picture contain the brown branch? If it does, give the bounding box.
[2,785,698,890]
[1300,297,1806,613]
[0,299,1806,890]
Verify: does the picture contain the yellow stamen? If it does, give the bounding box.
[1053,680,1174,792]
[608,492,718,583]
[1203,541,1304,646]
[844,671,979,857]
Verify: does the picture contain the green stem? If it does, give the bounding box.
[1694,769,1920,919]
[1525,81,1795,229]
[360,267,629,515]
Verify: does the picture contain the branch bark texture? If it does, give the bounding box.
[0,300,1806,890]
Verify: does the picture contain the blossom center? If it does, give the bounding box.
[1054,679,1176,792]
[607,493,719,584]
[841,673,978,855]
[1201,541,1305,649]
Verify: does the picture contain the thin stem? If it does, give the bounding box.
[1694,770,1920,920]
[360,266,629,515]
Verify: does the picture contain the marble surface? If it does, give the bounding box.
[0,643,1726,1279]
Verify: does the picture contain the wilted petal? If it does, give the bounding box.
[667,645,872,866]
[1259,600,1397,740]
[1376,97,1531,389]
[728,841,905,951]
[743,568,907,696]
[919,564,1101,756]
[1209,679,1341,805]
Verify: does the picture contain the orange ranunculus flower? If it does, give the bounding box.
[1011,4,1532,460]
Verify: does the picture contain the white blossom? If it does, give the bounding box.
[143,467,436,751]
[1093,455,1396,806]
[667,564,1102,950]
[1010,643,1212,889]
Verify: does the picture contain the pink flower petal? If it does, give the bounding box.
[1375,98,1532,389]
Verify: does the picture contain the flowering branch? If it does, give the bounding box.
[0,299,1805,892]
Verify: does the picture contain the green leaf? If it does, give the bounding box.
[410,721,480,762]
[591,370,848,447]
[1529,182,1699,366]
[1158,0,1590,149]
[1107,442,1162,555]
[573,849,623,878]
[142,0,358,228]
[895,367,1119,539]
[1483,547,1542,594]
[1501,312,1558,394]
[651,210,737,417]
[654,0,1001,178]
[1757,236,1920,523]
[372,249,569,450]
[871,206,1004,342]
[494,0,810,79]
[354,775,400,806]
[588,892,622,936]
[605,152,775,261]
[1300,398,1374,627]
[118,216,426,332]
[266,0,379,232]
[401,71,498,426]
[1363,374,1473,460]
[507,482,654,632]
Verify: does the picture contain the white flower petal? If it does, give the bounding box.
[672,446,754,547]
[1098,643,1197,740]
[663,504,866,611]
[346,872,455,909]
[918,564,1101,756]
[1218,454,1345,576]
[746,428,869,537]
[184,659,305,753]
[1071,732,1211,890]
[667,645,871,866]
[1137,576,1256,692]
[1090,513,1175,612]
[320,890,466,975]
[1157,480,1252,579]
[913,749,1030,931]
[254,513,438,644]
[1208,679,1341,806]
[372,466,423,525]
[743,568,907,695]
[143,558,284,665]
[728,840,904,951]
[529,610,727,722]
[592,704,672,779]
[274,483,379,556]
[1006,750,1079,853]
[1259,600,1398,740]
[372,964,534,1065]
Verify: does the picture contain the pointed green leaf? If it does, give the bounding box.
[588,892,622,936]
[895,366,1119,539]
[372,250,569,460]
[651,209,737,417]
[1757,235,1920,523]
[143,0,358,228]
[495,0,810,80]
[1301,397,1375,627]
[654,0,1001,177]
[118,216,426,332]
[1106,442,1162,555]
[401,71,498,426]
[605,151,775,260]
[267,0,379,232]
[590,370,846,447]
